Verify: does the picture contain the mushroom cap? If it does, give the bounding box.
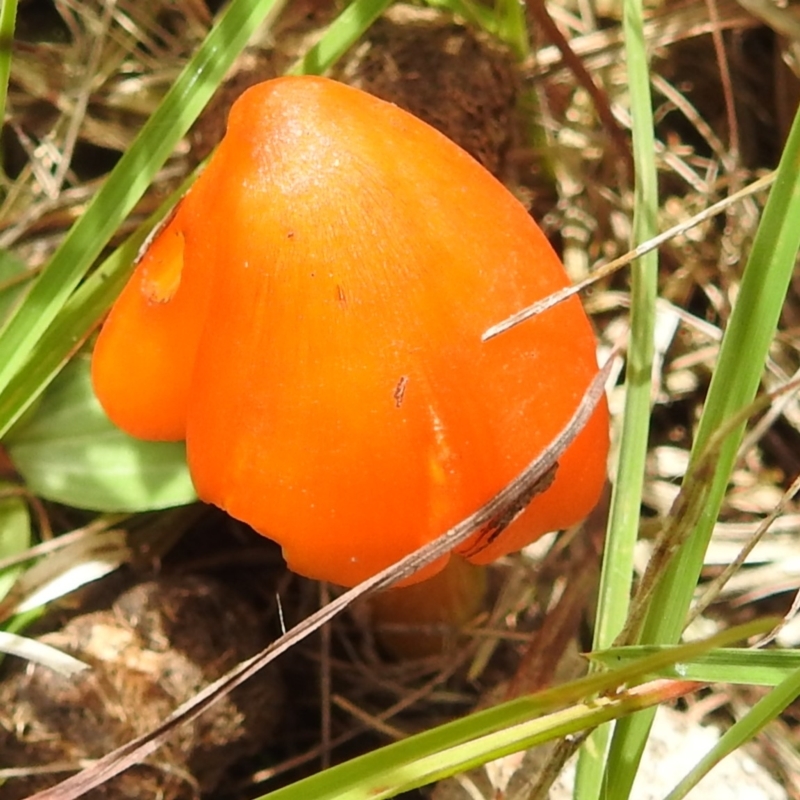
[92,76,609,587]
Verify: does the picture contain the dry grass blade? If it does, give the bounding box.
[530,0,775,79]
[0,515,127,573]
[619,372,800,648]
[0,529,130,622]
[0,631,88,676]
[25,350,615,800]
[482,171,776,341]
[524,0,633,175]
[690,471,800,628]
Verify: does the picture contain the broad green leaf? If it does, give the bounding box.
[5,356,196,512]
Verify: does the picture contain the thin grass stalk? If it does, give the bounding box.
[572,0,659,791]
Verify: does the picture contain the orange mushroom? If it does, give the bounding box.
[92,76,609,588]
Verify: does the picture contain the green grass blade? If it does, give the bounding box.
[286,0,395,76]
[643,106,800,653]
[663,666,800,800]
[493,0,530,60]
[573,0,658,791]
[297,688,669,800]
[0,482,30,603]
[0,173,189,439]
[0,0,17,150]
[605,95,800,799]
[422,0,499,36]
[255,620,771,800]
[0,0,287,405]
[0,248,30,325]
[592,646,800,687]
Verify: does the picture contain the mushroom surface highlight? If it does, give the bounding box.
[92,76,609,587]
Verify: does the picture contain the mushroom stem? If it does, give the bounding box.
[367,556,487,658]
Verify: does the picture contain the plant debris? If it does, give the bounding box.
[0,575,282,800]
